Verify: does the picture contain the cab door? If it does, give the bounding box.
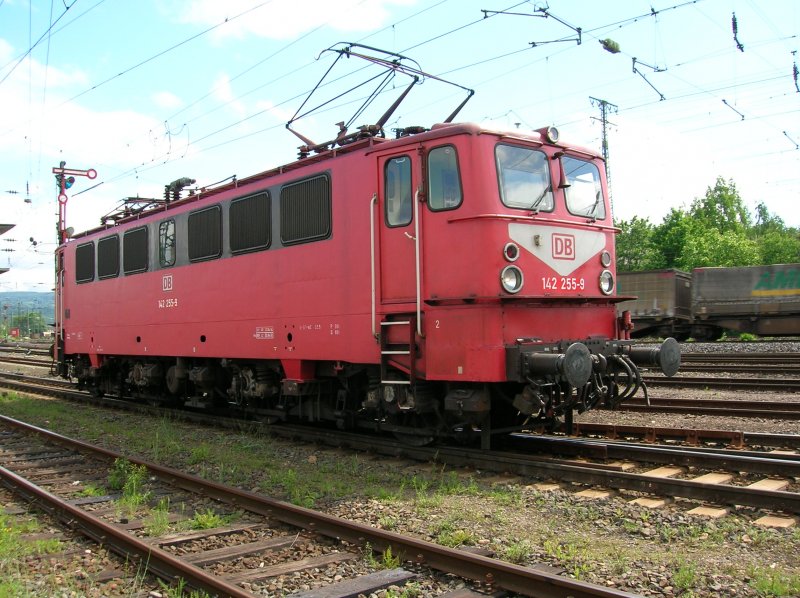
[378,152,418,305]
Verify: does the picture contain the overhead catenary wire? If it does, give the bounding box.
[4,0,799,220]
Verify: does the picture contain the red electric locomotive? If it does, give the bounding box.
[54,45,679,446]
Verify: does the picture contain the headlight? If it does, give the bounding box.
[503,242,520,262]
[501,265,524,294]
[599,270,614,295]
[600,250,612,267]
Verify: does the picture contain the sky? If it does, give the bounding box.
[0,0,798,291]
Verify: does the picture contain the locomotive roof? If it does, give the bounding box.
[67,122,602,241]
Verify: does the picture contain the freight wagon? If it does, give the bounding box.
[618,264,800,339]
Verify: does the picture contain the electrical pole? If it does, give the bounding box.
[590,96,618,210]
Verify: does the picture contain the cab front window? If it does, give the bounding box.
[428,145,462,210]
[563,156,605,220]
[495,144,552,211]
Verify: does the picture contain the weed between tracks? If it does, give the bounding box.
[2,391,800,597]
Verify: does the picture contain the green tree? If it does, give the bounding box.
[9,312,47,337]
[652,207,694,269]
[678,227,759,269]
[688,176,750,233]
[751,201,800,264]
[620,178,797,272]
[757,229,800,264]
[614,216,660,271]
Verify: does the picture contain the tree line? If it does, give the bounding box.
[615,177,800,272]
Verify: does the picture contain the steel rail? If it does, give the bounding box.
[618,397,800,419]
[679,364,800,373]
[567,422,800,449]
[620,405,800,419]
[0,415,639,598]
[0,356,52,367]
[506,434,800,477]
[681,352,800,363]
[643,375,800,391]
[0,464,255,598]
[625,397,800,412]
[0,347,51,356]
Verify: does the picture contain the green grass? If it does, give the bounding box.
[144,497,172,536]
[0,512,64,597]
[748,567,800,597]
[364,543,402,570]
[190,508,230,530]
[108,459,152,515]
[0,514,62,559]
[673,560,697,590]
[501,539,535,564]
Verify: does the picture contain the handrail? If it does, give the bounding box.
[413,188,422,336]
[369,193,378,340]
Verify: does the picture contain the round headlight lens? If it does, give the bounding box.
[501,266,524,294]
[545,126,559,143]
[599,270,614,295]
[600,250,612,267]
[503,242,520,262]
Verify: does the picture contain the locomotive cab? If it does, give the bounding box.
[374,123,679,441]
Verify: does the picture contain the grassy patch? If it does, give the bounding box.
[364,543,402,570]
[0,514,62,559]
[108,458,153,516]
[190,508,237,530]
[748,567,800,597]
[143,497,172,536]
[501,539,535,564]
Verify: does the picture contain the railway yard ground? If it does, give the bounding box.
[0,341,799,597]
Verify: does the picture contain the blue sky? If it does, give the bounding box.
[1,0,798,291]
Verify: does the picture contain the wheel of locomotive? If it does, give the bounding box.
[390,411,437,446]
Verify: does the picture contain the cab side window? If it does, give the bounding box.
[428,145,462,210]
[159,220,176,267]
[385,156,412,227]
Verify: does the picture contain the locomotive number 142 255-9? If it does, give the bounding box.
[542,276,585,291]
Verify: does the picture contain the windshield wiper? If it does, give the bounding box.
[586,191,601,220]
[530,185,551,213]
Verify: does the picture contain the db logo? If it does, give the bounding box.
[162,275,173,292]
[552,234,575,260]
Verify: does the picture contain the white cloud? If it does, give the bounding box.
[211,72,246,115]
[153,91,184,109]
[254,98,294,124]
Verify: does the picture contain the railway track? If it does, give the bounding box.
[564,421,800,450]
[681,351,800,363]
[618,396,800,419]
[2,372,799,519]
[0,414,637,598]
[0,355,51,368]
[642,374,799,392]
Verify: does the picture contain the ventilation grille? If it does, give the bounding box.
[97,235,119,279]
[230,192,270,254]
[75,242,95,283]
[123,227,148,274]
[280,175,331,245]
[188,205,222,262]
